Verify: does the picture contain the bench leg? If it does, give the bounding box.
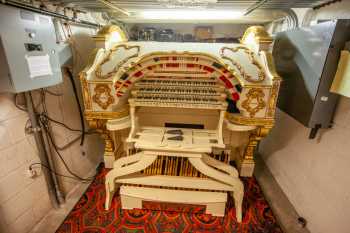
[104,153,158,210]
[105,180,116,210]
[206,202,226,217]
[232,189,243,223]
[189,156,244,222]
[121,194,143,210]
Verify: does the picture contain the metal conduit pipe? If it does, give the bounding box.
[24,92,60,208]
[244,0,270,16]
[0,0,100,28]
[41,119,66,205]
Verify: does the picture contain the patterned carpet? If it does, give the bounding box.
[56,166,283,233]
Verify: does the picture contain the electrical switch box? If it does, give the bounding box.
[0,4,63,93]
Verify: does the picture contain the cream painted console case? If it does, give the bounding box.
[80,25,281,222]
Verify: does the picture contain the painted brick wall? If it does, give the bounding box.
[0,93,52,233]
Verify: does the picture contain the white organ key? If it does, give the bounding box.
[129,77,228,110]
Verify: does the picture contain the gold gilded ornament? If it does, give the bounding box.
[92,84,115,110]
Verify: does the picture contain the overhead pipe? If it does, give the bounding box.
[244,0,270,16]
[313,0,342,10]
[97,0,130,16]
[0,0,100,28]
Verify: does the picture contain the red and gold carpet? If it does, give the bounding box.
[56,166,283,233]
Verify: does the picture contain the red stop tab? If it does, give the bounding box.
[232,93,240,101]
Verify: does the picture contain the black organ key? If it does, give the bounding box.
[167,135,184,141]
[166,129,183,135]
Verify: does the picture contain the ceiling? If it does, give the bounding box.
[50,0,331,23]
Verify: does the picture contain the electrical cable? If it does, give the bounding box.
[38,89,93,151]
[14,93,27,111]
[29,162,94,181]
[39,113,98,150]
[65,68,86,146]
[39,113,82,132]
[39,110,89,181]
[39,86,98,151]
[55,134,83,151]
[39,116,95,181]
[29,89,95,182]
[44,89,63,96]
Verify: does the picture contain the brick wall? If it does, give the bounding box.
[0,93,52,233]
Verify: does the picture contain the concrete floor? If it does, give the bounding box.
[29,182,91,233]
[30,157,311,233]
[254,154,311,233]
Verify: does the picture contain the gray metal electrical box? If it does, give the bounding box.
[273,20,350,137]
[0,4,63,93]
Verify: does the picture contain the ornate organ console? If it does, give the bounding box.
[80,25,281,222]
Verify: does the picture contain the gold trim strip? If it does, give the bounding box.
[85,108,129,120]
[261,51,282,81]
[226,113,274,126]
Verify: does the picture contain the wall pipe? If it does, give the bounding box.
[97,0,130,16]
[244,0,270,16]
[24,92,60,208]
[0,0,100,28]
[41,119,66,205]
[313,0,342,10]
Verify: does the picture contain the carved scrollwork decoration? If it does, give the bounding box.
[95,44,141,79]
[241,88,266,117]
[220,46,266,83]
[92,84,115,110]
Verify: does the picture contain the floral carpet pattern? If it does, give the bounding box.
[56,166,283,233]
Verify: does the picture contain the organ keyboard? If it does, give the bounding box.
[130,77,227,110]
[80,25,281,223]
[127,76,228,151]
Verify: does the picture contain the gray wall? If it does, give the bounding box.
[260,2,350,233]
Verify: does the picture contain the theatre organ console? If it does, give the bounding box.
[80,25,281,222]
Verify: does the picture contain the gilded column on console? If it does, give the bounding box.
[87,118,115,157]
[238,126,271,177]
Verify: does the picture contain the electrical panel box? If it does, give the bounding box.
[0,4,63,93]
[273,20,350,137]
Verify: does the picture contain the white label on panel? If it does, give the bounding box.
[25,54,53,78]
